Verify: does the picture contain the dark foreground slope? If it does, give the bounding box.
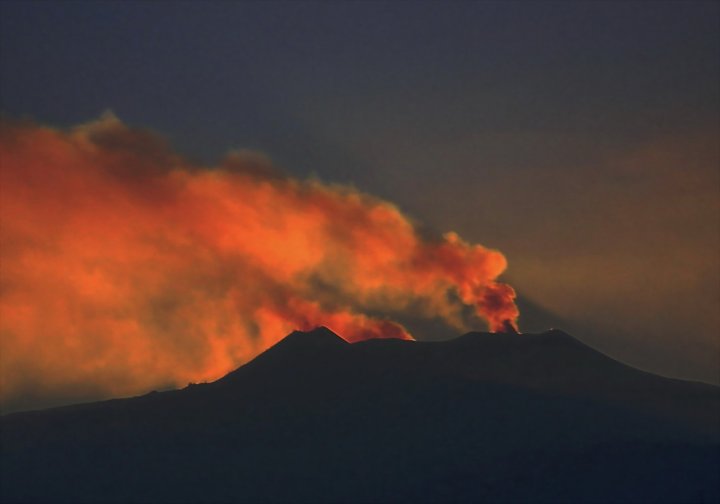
[2,328,719,503]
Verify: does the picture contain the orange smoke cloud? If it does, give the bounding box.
[0,114,518,408]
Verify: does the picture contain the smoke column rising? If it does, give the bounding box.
[0,115,518,408]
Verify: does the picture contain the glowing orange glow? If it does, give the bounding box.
[0,115,518,406]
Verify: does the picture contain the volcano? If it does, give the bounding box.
[2,327,718,503]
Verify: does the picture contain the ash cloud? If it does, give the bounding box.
[0,116,518,409]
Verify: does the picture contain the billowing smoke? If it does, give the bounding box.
[0,115,518,408]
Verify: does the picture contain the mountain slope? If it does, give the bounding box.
[2,328,718,503]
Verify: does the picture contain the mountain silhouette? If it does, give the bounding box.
[2,327,718,503]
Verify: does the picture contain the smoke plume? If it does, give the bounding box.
[0,115,518,408]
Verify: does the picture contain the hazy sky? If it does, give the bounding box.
[1,0,718,395]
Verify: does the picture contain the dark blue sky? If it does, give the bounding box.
[2,1,719,383]
[3,2,716,164]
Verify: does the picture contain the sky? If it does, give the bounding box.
[1,1,718,410]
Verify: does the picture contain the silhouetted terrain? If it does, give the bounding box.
[2,328,719,503]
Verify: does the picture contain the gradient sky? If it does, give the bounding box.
[1,0,718,391]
